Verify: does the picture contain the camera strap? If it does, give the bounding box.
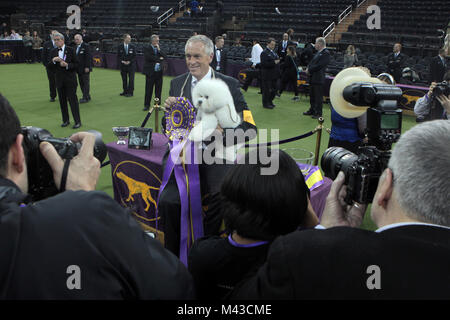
[59,159,71,192]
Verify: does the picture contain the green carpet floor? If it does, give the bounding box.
[0,63,418,230]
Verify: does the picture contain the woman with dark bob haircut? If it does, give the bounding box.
[188,149,319,299]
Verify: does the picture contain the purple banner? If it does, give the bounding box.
[107,133,169,227]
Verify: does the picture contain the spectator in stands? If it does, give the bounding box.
[0,22,7,35]
[31,31,43,63]
[303,37,330,118]
[277,33,293,62]
[343,45,358,68]
[0,31,9,40]
[81,29,89,43]
[143,34,165,111]
[74,34,92,104]
[286,28,295,41]
[22,31,33,63]
[232,119,450,300]
[278,46,300,101]
[430,48,448,83]
[190,0,199,17]
[0,94,195,299]
[198,4,204,16]
[188,149,319,299]
[414,71,450,122]
[117,34,136,97]
[386,43,406,83]
[9,29,21,40]
[260,38,280,109]
[42,30,58,102]
[233,37,243,47]
[211,36,227,74]
[242,39,263,92]
[184,7,192,17]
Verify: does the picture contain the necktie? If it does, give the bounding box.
[125,44,128,55]
[154,46,157,55]
[76,45,80,55]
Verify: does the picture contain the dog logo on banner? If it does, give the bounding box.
[400,90,424,111]
[0,50,13,62]
[113,160,161,226]
[92,55,102,67]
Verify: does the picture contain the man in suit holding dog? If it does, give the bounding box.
[117,34,136,97]
[143,34,165,111]
[303,37,330,119]
[161,35,257,257]
[48,32,81,129]
[74,34,92,103]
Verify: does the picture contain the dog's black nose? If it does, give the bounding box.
[197,100,202,105]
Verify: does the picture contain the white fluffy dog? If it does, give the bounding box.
[189,78,241,142]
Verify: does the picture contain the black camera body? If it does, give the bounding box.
[322,82,403,204]
[432,81,450,97]
[21,127,107,200]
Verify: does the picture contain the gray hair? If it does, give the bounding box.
[185,35,214,56]
[316,37,326,47]
[388,120,450,226]
[150,34,159,42]
[52,32,64,41]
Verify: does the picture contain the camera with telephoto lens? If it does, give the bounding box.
[432,81,450,97]
[321,82,403,204]
[21,127,107,201]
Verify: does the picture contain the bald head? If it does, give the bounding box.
[74,34,83,45]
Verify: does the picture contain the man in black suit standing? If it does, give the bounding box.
[143,34,165,111]
[260,38,280,109]
[386,43,406,83]
[74,34,92,103]
[161,35,257,257]
[232,120,450,299]
[210,36,227,74]
[303,37,330,118]
[277,33,293,62]
[430,48,448,83]
[42,30,57,102]
[117,34,136,97]
[48,32,81,129]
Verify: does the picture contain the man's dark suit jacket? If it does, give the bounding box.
[231,225,450,299]
[75,42,92,75]
[117,43,136,71]
[277,40,295,60]
[260,48,280,80]
[387,52,407,82]
[307,48,330,85]
[430,55,448,83]
[42,40,55,67]
[210,46,227,73]
[143,45,165,76]
[47,46,78,88]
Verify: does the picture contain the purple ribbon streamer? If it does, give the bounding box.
[155,139,203,266]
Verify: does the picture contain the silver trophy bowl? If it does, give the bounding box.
[112,126,129,145]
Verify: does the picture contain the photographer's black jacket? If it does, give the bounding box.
[0,177,194,299]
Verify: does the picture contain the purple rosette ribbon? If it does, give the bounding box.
[156,97,203,266]
[165,97,196,141]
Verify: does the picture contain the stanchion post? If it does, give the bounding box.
[154,97,160,133]
[314,117,324,166]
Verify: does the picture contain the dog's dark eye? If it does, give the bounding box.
[205,96,209,99]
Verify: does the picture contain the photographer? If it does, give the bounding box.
[0,94,194,299]
[231,120,450,299]
[414,71,450,122]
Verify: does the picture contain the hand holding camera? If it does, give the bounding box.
[40,132,101,192]
[321,171,367,228]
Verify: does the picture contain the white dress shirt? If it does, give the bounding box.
[250,43,263,66]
